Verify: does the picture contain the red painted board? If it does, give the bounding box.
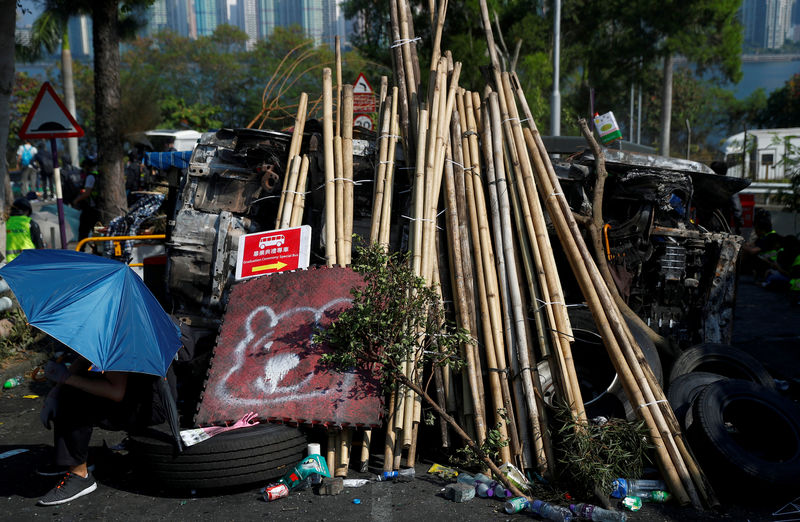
[194,266,383,427]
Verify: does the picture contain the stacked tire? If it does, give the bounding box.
[667,344,800,496]
[128,423,308,491]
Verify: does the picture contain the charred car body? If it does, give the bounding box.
[554,148,748,350]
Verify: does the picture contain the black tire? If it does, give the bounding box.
[667,372,727,430]
[669,343,775,390]
[687,379,800,494]
[128,422,307,490]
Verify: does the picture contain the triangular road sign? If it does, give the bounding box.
[353,73,373,94]
[19,82,84,139]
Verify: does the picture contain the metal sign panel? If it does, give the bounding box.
[354,114,374,131]
[353,72,376,113]
[195,266,383,427]
[19,82,84,139]
[235,225,310,280]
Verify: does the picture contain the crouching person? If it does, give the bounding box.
[38,355,169,505]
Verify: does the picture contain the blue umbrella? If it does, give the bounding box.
[0,249,180,377]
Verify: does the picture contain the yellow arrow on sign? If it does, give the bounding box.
[252,261,288,273]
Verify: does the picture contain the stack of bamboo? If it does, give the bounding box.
[274,0,714,508]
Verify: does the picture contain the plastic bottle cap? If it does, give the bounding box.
[307,443,321,456]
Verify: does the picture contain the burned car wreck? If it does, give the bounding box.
[554,148,748,350]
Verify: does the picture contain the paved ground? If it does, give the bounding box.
[1,275,799,521]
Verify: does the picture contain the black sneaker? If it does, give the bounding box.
[38,472,97,506]
[36,463,95,477]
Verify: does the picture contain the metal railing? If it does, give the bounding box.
[74,234,166,267]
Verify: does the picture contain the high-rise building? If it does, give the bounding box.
[138,0,347,48]
[194,0,227,37]
[742,0,794,48]
[255,0,341,47]
[67,15,92,59]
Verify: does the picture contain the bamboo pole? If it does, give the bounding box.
[335,427,351,477]
[334,136,346,264]
[410,107,430,276]
[327,430,336,477]
[334,35,342,139]
[275,92,308,228]
[322,68,336,267]
[389,0,412,165]
[342,85,354,264]
[482,92,538,472]
[360,429,371,473]
[498,73,585,420]
[463,90,516,463]
[290,155,310,228]
[512,78,705,506]
[397,0,419,142]
[279,155,302,229]
[457,89,511,464]
[384,389,397,472]
[448,112,487,443]
[370,95,394,243]
[379,89,399,249]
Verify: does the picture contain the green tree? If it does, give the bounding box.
[756,73,800,129]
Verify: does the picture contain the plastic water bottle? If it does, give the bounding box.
[610,478,666,498]
[571,503,627,522]
[530,500,572,521]
[456,472,491,486]
[3,376,23,389]
[492,482,512,498]
[475,481,494,498]
[375,468,415,481]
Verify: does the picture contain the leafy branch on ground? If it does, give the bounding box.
[554,402,653,500]
[314,241,525,498]
[0,307,39,361]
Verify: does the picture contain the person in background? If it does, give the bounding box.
[34,145,55,201]
[16,140,38,196]
[741,208,782,280]
[6,197,46,262]
[72,157,102,240]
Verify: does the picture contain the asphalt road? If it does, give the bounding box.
[1,275,798,521]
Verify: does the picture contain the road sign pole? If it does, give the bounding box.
[49,138,68,249]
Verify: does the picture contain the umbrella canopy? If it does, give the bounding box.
[0,249,180,377]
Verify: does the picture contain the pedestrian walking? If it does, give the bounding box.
[16,140,38,196]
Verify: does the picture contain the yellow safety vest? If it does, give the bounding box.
[6,215,35,262]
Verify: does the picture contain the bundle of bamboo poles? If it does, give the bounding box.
[279,1,714,508]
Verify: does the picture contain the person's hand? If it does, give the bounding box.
[40,388,59,430]
[44,361,70,384]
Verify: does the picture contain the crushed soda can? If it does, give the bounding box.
[263,482,289,501]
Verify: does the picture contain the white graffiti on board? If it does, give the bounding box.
[214,298,354,406]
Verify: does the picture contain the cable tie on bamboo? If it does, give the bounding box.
[486,177,506,185]
[462,130,478,138]
[547,190,564,199]
[250,195,282,203]
[445,158,474,171]
[281,190,311,196]
[510,367,534,381]
[535,298,565,311]
[501,117,529,124]
[637,399,669,410]
[390,37,422,48]
[486,367,509,374]
[379,134,402,139]
[379,161,395,165]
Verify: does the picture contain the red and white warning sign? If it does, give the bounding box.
[352,73,376,114]
[236,225,311,280]
[19,82,84,139]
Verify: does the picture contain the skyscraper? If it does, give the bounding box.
[255,0,341,47]
[742,0,794,48]
[194,0,227,37]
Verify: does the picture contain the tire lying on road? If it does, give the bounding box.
[128,423,308,490]
[667,372,728,430]
[686,379,800,494]
[668,343,775,390]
